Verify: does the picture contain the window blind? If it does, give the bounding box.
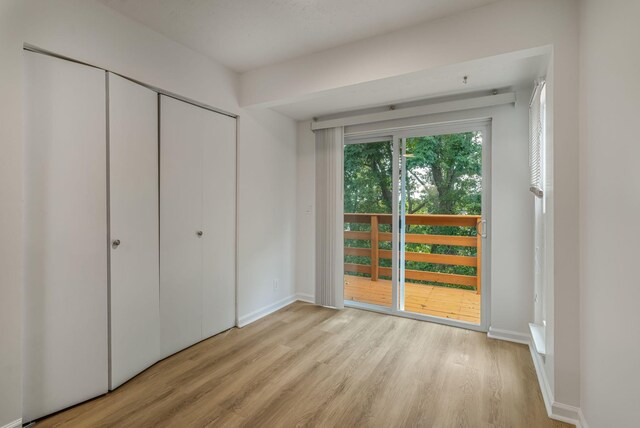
[529,80,546,197]
[315,126,345,308]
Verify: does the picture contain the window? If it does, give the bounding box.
[530,78,548,355]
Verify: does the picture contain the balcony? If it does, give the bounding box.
[344,213,482,324]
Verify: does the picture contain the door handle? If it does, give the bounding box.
[480,220,487,238]
[112,239,121,249]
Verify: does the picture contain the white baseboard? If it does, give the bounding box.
[1,419,22,428]
[552,402,582,427]
[527,336,582,427]
[487,327,530,345]
[529,343,553,415]
[489,327,583,427]
[578,409,589,428]
[295,292,315,303]
[237,293,318,327]
[237,295,299,327]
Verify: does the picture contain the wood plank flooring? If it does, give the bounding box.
[36,302,571,428]
[345,274,481,323]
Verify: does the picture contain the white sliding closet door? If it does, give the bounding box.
[108,73,160,389]
[23,51,108,422]
[202,111,236,337]
[160,96,205,358]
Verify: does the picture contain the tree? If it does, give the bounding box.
[343,132,482,216]
[404,132,481,215]
[344,141,393,214]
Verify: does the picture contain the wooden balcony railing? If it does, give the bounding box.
[344,213,482,294]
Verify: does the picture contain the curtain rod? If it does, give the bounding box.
[311,92,515,131]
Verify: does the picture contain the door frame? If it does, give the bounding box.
[343,118,492,332]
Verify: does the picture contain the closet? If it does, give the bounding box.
[23,50,236,423]
[159,95,236,359]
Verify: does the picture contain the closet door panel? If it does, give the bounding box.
[160,95,203,358]
[108,73,160,389]
[202,113,236,337]
[23,51,108,422]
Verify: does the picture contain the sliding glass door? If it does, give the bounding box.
[344,121,489,331]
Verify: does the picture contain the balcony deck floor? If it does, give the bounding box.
[344,274,480,324]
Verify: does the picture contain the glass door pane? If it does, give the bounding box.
[343,139,394,308]
[399,131,483,324]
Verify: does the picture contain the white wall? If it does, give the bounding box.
[579,1,640,427]
[0,2,25,424]
[237,108,297,321]
[0,1,297,424]
[296,88,534,333]
[284,0,579,412]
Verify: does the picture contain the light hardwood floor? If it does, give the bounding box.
[36,302,571,427]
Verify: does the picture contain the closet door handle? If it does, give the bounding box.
[112,239,121,249]
[196,230,203,237]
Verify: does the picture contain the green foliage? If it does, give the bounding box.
[344,141,394,214]
[405,132,481,215]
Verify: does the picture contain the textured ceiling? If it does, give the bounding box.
[98,0,499,72]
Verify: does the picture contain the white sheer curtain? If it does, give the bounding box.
[315,127,344,308]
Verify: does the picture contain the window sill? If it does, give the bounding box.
[529,323,546,356]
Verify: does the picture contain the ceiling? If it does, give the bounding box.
[98,0,499,73]
[270,53,548,120]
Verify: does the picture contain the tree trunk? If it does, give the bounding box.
[370,158,392,211]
